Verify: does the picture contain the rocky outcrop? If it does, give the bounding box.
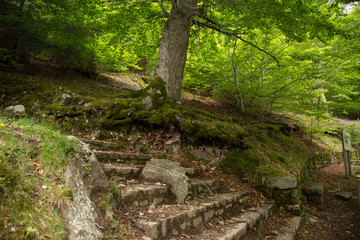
[63,136,112,240]
[141,158,188,203]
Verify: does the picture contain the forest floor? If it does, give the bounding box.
[244,163,360,240]
[2,67,360,239]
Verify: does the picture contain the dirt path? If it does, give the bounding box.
[243,163,360,240]
[297,164,360,240]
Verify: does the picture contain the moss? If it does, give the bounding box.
[105,100,130,120]
[101,118,132,129]
[62,121,73,133]
[132,110,154,120]
[133,76,169,108]
[45,104,91,117]
[90,100,108,109]
[221,150,262,176]
[130,100,145,111]
[180,119,245,145]
[8,85,29,95]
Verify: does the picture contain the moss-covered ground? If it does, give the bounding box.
[0,66,354,188]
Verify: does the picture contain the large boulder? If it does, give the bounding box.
[4,104,26,117]
[141,159,188,203]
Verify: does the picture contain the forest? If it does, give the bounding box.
[2,1,360,239]
[1,0,359,120]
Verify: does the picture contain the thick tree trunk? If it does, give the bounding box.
[156,5,194,102]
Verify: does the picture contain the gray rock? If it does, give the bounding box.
[91,130,101,140]
[142,96,154,111]
[309,217,317,224]
[303,182,324,195]
[135,222,159,239]
[4,104,26,117]
[84,102,92,107]
[62,93,73,106]
[266,176,297,190]
[335,191,353,201]
[303,182,324,208]
[142,159,188,203]
[63,137,109,240]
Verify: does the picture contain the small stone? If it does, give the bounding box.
[193,216,203,226]
[153,198,163,207]
[155,182,162,186]
[309,218,317,224]
[139,200,149,207]
[61,93,73,105]
[305,231,308,234]
[271,231,279,236]
[172,228,179,235]
[148,210,154,214]
[219,221,225,225]
[139,212,145,216]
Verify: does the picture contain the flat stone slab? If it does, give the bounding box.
[94,150,151,164]
[335,191,353,201]
[303,182,324,195]
[266,176,297,190]
[81,139,119,150]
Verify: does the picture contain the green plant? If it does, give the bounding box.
[256,219,264,237]
[110,179,122,205]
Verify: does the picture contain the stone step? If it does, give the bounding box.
[134,192,250,239]
[216,202,274,240]
[274,216,301,240]
[102,163,142,180]
[94,150,152,164]
[120,183,170,207]
[81,138,119,150]
[117,178,224,206]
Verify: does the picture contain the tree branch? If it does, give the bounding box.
[161,0,170,17]
[194,18,280,67]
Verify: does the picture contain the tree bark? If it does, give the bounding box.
[156,2,196,102]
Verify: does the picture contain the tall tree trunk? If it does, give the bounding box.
[156,4,195,102]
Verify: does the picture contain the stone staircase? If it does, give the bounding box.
[82,139,277,240]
